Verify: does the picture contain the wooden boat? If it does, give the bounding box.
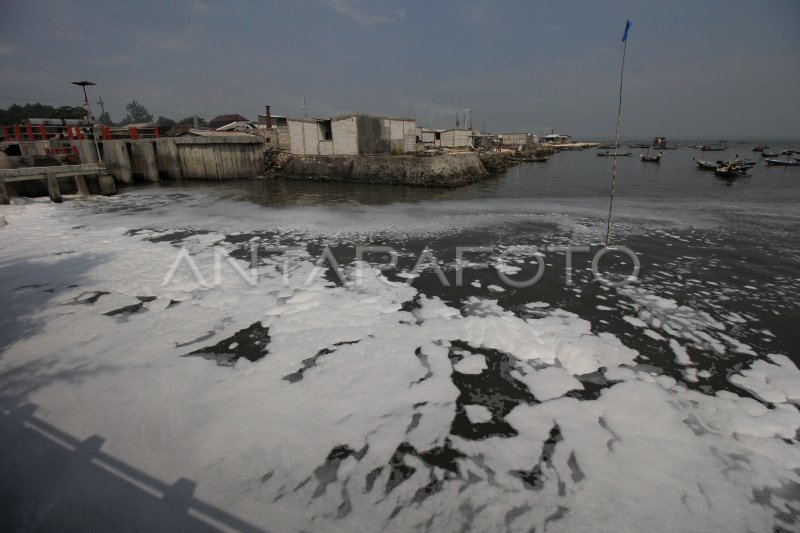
[761,151,780,157]
[694,158,721,170]
[641,152,662,162]
[700,140,728,151]
[714,163,748,177]
[764,158,800,166]
[596,151,632,156]
[752,145,769,152]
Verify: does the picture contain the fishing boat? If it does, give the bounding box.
[700,140,729,151]
[694,158,721,170]
[764,158,800,166]
[761,150,780,157]
[641,152,662,162]
[752,145,769,152]
[714,162,748,177]
[597,151,632,156]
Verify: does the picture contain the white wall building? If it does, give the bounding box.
[287,113,416,156]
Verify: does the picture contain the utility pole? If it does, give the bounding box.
[97,96,106,116]
[302,97,308,118]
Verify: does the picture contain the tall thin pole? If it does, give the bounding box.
[604,33,629,247]
[79,84,102,163]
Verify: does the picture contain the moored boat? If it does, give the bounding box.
[641,152,662,162]
[764,158,800,167]
[761,150,780,157]
[596,151,632,156]
[700,140,729,151]
[694,158,721,170]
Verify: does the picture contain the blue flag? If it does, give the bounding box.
[622,19,632,42]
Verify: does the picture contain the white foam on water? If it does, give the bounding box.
[452,354,487,375]
[515,366,584,401]
[0,198,798,532]
[464,404,492,424]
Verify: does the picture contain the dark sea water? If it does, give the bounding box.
[154,142,800,376]
[2,141,800,531]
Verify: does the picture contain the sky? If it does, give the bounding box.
[1,0,798,138]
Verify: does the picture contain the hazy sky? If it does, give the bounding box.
[1,0,798,138]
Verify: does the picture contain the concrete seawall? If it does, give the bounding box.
[280,153,489,187]
[71,136,262,184]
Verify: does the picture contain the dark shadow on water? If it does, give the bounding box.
[0,400,267,532]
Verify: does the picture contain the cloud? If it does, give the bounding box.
[324,0,405,26]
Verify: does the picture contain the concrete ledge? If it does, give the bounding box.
[280,153,489,187]
[173,136,262,145]
[0,163,107,182]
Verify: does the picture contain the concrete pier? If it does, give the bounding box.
[103,140,133,184]
[0,178,9,204]
[46,174,62,203]
[101,136,260,182]
[130,141,159,182]
[0,163,114,203]
[173,136,262,180]
[155,138,184,180]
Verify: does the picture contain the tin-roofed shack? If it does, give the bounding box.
[286,113,416,156]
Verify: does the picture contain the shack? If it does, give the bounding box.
[287,113,416,156]
[439,129,474,148]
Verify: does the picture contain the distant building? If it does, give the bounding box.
[416,127,439,146]
[215,121,257,132]
[439,129,474,148]
[287,113,416,156]
[500,133,539,147]
[257,114,288,128]
[208,114,249,130]
[544,133,571,144]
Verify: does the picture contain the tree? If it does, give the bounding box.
[123,100,153,124]
[98,111,113,125]
[178,116,207,127]
[0,103,85,125]
[156,116,176,129]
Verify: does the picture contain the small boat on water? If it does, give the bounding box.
[761,151,780,157]
[752,145,769,152]
[715,161,749,177]
[629,143,650,148]
[596,151,632,156]
[764,158,800,167]
[697,157,754,173]
[700,140,729,151]
[694,158,721,170]
[641,152,662,162]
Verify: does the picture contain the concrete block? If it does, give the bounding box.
[98,174,116,195]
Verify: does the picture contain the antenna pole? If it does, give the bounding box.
[604,35,629,247]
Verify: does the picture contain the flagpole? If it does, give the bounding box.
[604,23,630,247]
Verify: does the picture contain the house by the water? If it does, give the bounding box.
[286,113,416,156]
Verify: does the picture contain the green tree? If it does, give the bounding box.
[123,100,153,124]
[0,103,85,125]
[178,116,207,127]
[156,116,176,129]
[98,111,113,125]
